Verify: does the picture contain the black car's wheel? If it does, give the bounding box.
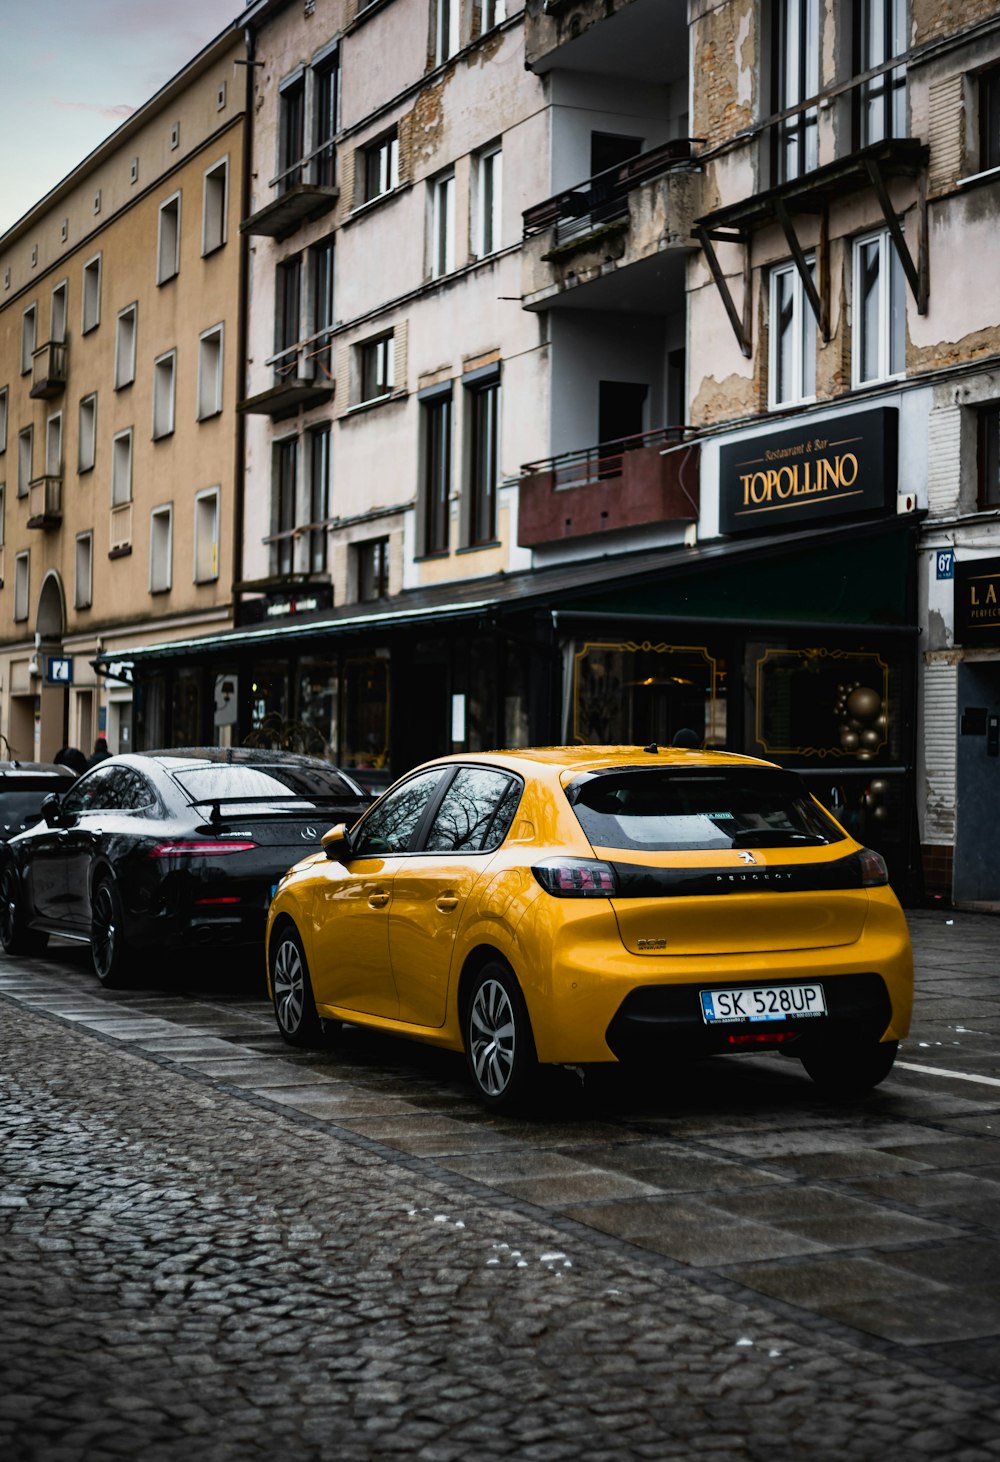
[800,1036,898,1097]
[0,861,48,956]
[91,877,129,988]
[271,925,323,1047]
[463,961,539,1114]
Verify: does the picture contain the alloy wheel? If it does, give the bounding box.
[468,977,517,1097]
[273,936,306,1036]
[0,866,17,946]
[91,884,117,981]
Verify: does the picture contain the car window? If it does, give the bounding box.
[114,769,159,813]
[352,770,444,857]
[173,763,364,806]
[567,767,846,853]
[423,768,522,853]
[0,789,63,835]
[61,764,121,815]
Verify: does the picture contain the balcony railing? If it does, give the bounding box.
[109,501,133,555]
[27,474,63,529]
[241,141,338,240]
[523,139,695,245]
[238,332,336,419]
[30,341,67,400]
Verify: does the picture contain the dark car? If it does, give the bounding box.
[0,748,371,986]
[0,762,77,842]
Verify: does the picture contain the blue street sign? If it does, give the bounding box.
[936,549,955,581]
[46,656,73,684]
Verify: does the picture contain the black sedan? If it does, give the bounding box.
[0,748,371,985]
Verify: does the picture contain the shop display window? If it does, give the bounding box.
[342,656,390,779]
[570,641,723,748]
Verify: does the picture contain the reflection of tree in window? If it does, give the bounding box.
[354,771,442,854]
[424,769,519,852]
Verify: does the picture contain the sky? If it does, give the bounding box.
[0,0,244,235]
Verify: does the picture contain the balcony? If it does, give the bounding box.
[29,341,67,400]
[524,0,677,77]
[241,145,338,241]
[518,429,699,548]
[238,335,336,421]
[109,501,132,556]
[27,474,62,530]
[522,141,699,310]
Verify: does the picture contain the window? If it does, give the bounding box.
[422,391,452,554]
[467,374,500,546]
[278,73,305,193]
[429,170,455,279]
[359,333,394,403]
[436,0,460,64]
[0,485,5,551]
[150,505,173,593]
[112,428,133,506]
[424,768,520,852]
[311,238,335,379]
[314,52,339,187]
[75,532,93,609]
[153,351,176,439]
[979,407,1000,510]
[276,256,302,373]
[0,387,7,454]
[21,305,36,375]
[853,229,905,386]
[198,325,224,420]
[18,427,32,498]
[352,770,445,857]
[272,437,298,577]
[78,394,97,473]
[82,254,101,332]
[50,281,68,345]
[45,413,62,478]
[769,258,816,407]
[308,425,330,572]
[474,0,507,37]
[474,145,502,256]
[855,0,907,148]
[194,488,220,582]
[157,194,181,284]
[363,129,399,203]
[115,304,137,389]
[773,0,819,182]
[202,158,228,254]
[14,551,29,622]
[357,538,389,601]
[981,65,1000,172]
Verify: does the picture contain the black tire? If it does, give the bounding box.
[271,925,323,1047]
[463,961,539,1114]
[0,861,48,956]
[91,877,129,988]
[800,1037,898,1097]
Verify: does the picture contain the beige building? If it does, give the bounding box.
[0,25,245,762]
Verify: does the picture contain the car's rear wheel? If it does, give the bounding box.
[0,862,48,956]
[271,925,323,1047]
[800,1036,898,1097]
[91,877,129,988]
[463,961,538,1114]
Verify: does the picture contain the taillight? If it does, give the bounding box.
[532,858,616,897]
[858,848,889,886]
[147,840,257,858]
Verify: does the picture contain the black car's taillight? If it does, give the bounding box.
[147,839,257,858]
[531,858,617,897]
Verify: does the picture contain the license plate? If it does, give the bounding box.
[700,982,826,1024]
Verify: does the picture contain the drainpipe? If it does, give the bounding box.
[233,21,256,637]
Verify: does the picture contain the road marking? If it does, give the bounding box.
[897,1059,1000,1089]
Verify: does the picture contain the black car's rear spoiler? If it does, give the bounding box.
[190,794,371,824]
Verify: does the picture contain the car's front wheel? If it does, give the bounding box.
[800,1036,898,1097]
[91,877,129,987]
[463,961,538,1114]
[0,861,48,956]
[271,925,323,1047]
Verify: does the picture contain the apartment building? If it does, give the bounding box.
[0,25,244,761]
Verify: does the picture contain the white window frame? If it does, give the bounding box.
[197,324,224,420]
[13,550,29,622]
[50,280,68,344]
[475,0,506,38]
[363,130,399,203]
[430,170,455,279]
[111,428,133,507]
[0,387,7,454]
[75,531,93,610]
[115,303,138,390]
[474,144,502,257]
[18,426,32,498]
[21,304,36,375]
[436,0,460,64]
[769,257,817,409]
[202,157,229,255]
[852,227,906,388]
[193,487,220,583]
[149,503,173,593]
[358,333,395,405]
[157,193,181,285]
[78,394,97,473]
[152,350,177,440]
[45,412,62,478]
[81,254,102,334]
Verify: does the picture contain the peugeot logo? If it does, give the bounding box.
[737,850,757,865]
[301,826,318,840]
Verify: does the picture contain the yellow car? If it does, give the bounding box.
[265,746,913,1111]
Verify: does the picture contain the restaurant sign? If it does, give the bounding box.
[719,408,898,535]
[955,557,1000,645]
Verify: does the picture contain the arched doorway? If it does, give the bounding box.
[34,571,67,763]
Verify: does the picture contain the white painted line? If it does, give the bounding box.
[896,1060,1000,1090]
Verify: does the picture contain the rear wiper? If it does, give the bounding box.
[729,830,826,848]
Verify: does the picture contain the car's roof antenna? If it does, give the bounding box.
[642,743,658,754]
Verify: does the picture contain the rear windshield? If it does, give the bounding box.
[173,764,365,807]
[567,767,845,853]
[0,789,60,832]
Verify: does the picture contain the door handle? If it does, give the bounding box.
[368,890,390,909]
[436,895,459,912]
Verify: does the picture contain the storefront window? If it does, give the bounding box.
[136,676,165,750]
[504,643,529,747]
[249,664,288,743]
[342,656,390,781]
[172,669,201,747]
[747,645,897,763]
[298,660,337,757]
[571,641,721,747]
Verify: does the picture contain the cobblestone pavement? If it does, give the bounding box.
[2,910,1000,1459]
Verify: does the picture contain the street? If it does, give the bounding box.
[3,909,1000,1460]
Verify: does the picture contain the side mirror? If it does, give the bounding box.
[321,823,352,862]
[41,793,63,828]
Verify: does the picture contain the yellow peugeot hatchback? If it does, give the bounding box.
[266,747,913,1111]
